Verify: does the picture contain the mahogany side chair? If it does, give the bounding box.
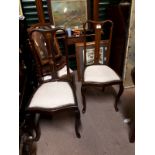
[81,20,124,113]
[27,27,81,138]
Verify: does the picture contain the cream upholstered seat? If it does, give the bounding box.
[84,65,120,83]
[29,81,75,109]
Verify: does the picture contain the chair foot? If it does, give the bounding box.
[24,113,41,141]
[81,85,86,113]
[114,83,124,112]
[76,130,81,138]
[129,121,135,143]
[82,108,86,114]
[129,129,135,143]
[75,108,81,138]
[114,104,119,112]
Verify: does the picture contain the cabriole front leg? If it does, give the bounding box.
[114,82,124,111]
[75,108,81,138]
[81,85,86,113]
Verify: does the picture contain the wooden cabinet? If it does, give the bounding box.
[92,0,132,77]
[19,18,37,112]
[107,3,131,77]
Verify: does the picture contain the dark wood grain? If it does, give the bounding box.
[35,0,45,23]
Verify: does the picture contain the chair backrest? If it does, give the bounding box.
[83,20,113,67]
[28,27,71,83]
[28,23,62,59]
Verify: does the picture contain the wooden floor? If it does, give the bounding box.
[36,73,135,155]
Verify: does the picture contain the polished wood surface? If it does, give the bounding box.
[93,0,99,20]
[35,0,45,23]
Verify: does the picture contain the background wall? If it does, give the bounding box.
[123,0,135,87]
[19,0,23,16]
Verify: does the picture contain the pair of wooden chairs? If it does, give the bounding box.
[26,20,124,141]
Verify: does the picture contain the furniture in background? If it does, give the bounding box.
[80,20,124,113]
[20,18,41,155]
[20,113,40,155]
[107,1,131,77]
[19,17,37,109]
[20,47,40,155]
[21,0,93,69]
[21,0,100,26]
[27,27,81,138]
[21,0,132,76]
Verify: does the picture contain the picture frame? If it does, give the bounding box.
[75,41,108,81]
[85,45,104,65]
[47,0,88,29]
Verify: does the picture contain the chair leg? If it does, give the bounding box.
[129,121,135,143]
[114,82,124,111]
[102,86,105,92]
[81,85,86,113]
[33,113,41,141]
[75,108,81,138]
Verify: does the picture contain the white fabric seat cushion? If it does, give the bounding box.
[29,81,75,109]
[42,65,73,81]
[84,65,120,83]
